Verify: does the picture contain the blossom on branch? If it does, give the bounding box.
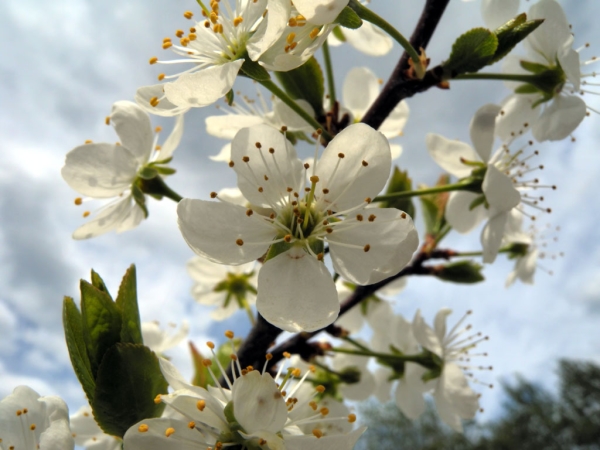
[178,123,418,332]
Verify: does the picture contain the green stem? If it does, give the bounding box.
[374,180,480,202]
[349,0,423,77]
[322,40,336,109]
[259,79,333,142]
[454,246,517,258]
[241,298,256,326]
[139,176,183,202]
[341,336,370,351]
[454,73,536,83]
[331,347,435,366]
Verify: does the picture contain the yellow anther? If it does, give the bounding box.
[149,97,160,107]
[348,413,357,423]
[317,253,324,261]
[180,37,190,47]
[368,214,376,222]
[213,23,224,33]
[225,330,235,339]
[183,11,193,19]
[259,438,267,445]
[162,41,172,49]
[266,353,273,360]
[190,27,196,32]
[316,385,326,393]
[309,175,319,183]
[105,116,110,125]
[157,73,165,81]
[165,427,175,437]
[84,139,93,144]
[154,394,162,404]
[202,359,213,367]
[188,421,196,429]
[154,126,162,133]
[283,351,291,359]
[83,211,91,218]
[365,197,372,203]
[74,197,83,205]
[163,37,172,43]
[233,16,243,27]
[284,234,292,243]
[197,399,206,411]
[30,424,36,431]
[138,424,149,432]
[292,368,301,377]
[16,410,22,416]
[286,32,296,44]
[207,341,215,349]
[320,407,329,416]
[246,209,254,216]
[312,429,323,438]
[189,33,197,41]
[288,18,297,26]
[175,29,185,38]
[309,365,316,373]
[210,11,218,23]
[149,56,158,64]
[230,354,238,361]
[309,401,318,410]
[309,27,320,39]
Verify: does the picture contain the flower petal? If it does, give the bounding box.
[177,199,276,265]
[515,248,538,284]
[232,371,287,434]
[470,104,501,163]
[62,143,137,198]
[316,123,391,211]
[433,363,479,432]
[526,0,571,63]
[269,98,314,132]
[329,208,418,285]
[124,418,211,449]
[481,212,508,263]
[341,21,393,56]
[380,101,410,139]
[532,95,586,142]
[395,363,428,419]
[412,309,443,357]
[559,46,581,91]
[481,0,520,30]
[205,114,266,140]
[231,124,303,208]
[164,60,243,108]
[110,101,154,166]
[135,84,190,117]
[293,0,349,25]
[160,113,185,160]
[445,191,487,234]
[283,428,366,450]
[426,134,480,178]
[247,0,291,60]
[210,143,232,162]
[495,94,540,143]
[257,247,339,332]
[482,165,520,212]
[72,196,142,240]
[342,67,380,120]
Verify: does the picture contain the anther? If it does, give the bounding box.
[197,400,206,411]
[317,252,324,261]
[83,211,91,218]
[210,191,218,198]
[149,97,159,107]
[158,73,165,81]
[183,11,193,19]
[175,29,184,38]
[84,139,93,144]
[348,414,357,423]
[283,352,291,358]
[364,244,371,252]
[165,427,175,437]
[228,161,234,167]
[189,33,197,41]
[233,16,243,26]
[338,152,345,158]
[326,227,333,233]
[74,197,83,205]
[246,209,253,216]
[30,424,36,431]
[207,341,215,349]
[255,142,262,148]
[188,421,195,429]
[154,394,162,404]
[368,214,376,222]
[304,163,310,169]
[284,234,292,243]
[269,147,275,154]
[356,214,363,221]
[365,197,372,203]
[312,429,323,438]
[310,175,319,183]
[362,160,369,166]
[258,187,264,193]
[149,56,158,65]
[162,41,172,49]
[401,212,407,219]
[309,27,320,39]
[322,188,329,194]
[138,424,149,432]
[225,330,234,339]
[320,407,329,416]
[242,156,250,162]
[316,385,326,393]
[236,239,244,246]
[105,116,110,125]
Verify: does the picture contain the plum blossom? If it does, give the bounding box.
[70,407,121,450]
[495,0,590,142]
[124,343,364,450]
[62,101,183,239]
[462,0,520,30]
[411,309,486,432]
[328,21,393,57]
[141,321,190,354]
[427,103,553,263]
[178,123,418,332]
[293,0,349,26]
[0,386,74,450]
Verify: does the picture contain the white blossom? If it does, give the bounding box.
[178,123,418,332]
[141,321,190,354]
[0,386,74,450]
[462,0,520,30]
[61,101,183,239]
[328,21,393,57]
[70,406,121,450]
[293,0,349,26]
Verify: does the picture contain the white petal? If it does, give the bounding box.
[158,358,194,391]
[373,367,393,403]
[515,248,538,284]
[532,95,586,142]
[495,94,539,143]
[269,98,314,132]
[141,321,189,354]
[380,101,410,138]
[342,21,393,56]
[329,208,418,285]
[559,46,581,91]
[433,308,452,342]
[135,84,190,117]
[481,212,509,263]
[526,0,571,62]
[187,257,229,284]
[210,143,232,162]
[62,143,137,198]
[482,165,520,212]
[177,199,276,265]
[165,60,243,108]
[110,101,153,166]
[426,134,480,178]
[316,123,391,211]
[231,124,303,208]
[445,191,487,234]
[160,113,185,160]
[232,371,287,434]
[342,67,380,120]
[72,196,141,240]
[481,0,520,30]
[247,0,291,60]
[395,363,428,419]
[283,428,366,450]
[433,363,479,432]
[412,309,443,357]
[366,227,419,284]
[293,0,349,25]
[205,114,266,140]
[124,418,210,449]
[470,104,501,163]
[257,247,339,332]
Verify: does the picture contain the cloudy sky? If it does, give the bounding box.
[1,0,599,437]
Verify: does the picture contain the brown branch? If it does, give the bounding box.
[361,0,451,130]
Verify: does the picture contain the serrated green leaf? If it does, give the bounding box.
[381,167,415,218]
[434,260,485,284]
[80,280,122,376]
[275,57,325,118]
[240,59,270,81]
[116,265,142,345]
[92,343,168,437]
[90,270,112,299]
[335,6,362,29]
[63,297,96,402]
[445,28,498,74]
[225,89,234,106]
[489,16,544,65]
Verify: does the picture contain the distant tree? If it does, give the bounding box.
[357,359,600,450]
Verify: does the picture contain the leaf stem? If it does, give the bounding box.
[322,40,336,109]
[373,179,480,202]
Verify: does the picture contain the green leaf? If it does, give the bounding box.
[116,265,143,345]
[381,167,415,218]
[444,28,498,74]
[420,197,439,235]
[335,6,362,29]
[515,84,541,94]
[275,57,326,118]
[225,89,234,106]
[90,270,112,299]
[63,297,96,402]
[490,15,544,65]
[131,184,148,219]
[434,260,485,284]
[92,343,168,437]
[80,280,122,376]
[240,59,270,81]
[138,166,158,180]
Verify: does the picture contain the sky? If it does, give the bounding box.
[1,0,600,440]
